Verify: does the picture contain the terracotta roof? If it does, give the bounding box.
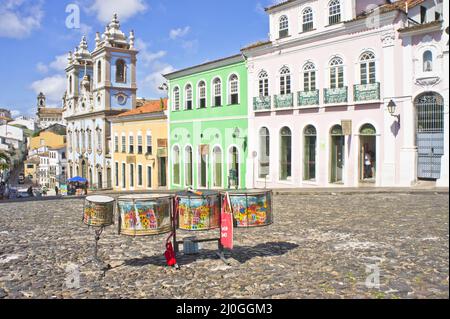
[38,108,63,114]
[117,99,167,117]
[265,0,296,12]
[241,40,272,51]
[398,19,442,32]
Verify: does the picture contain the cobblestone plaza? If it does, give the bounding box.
[0,192,448,299]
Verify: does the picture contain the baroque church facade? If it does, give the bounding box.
[63,14,138,189]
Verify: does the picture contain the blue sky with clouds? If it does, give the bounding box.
[0,0,282,118]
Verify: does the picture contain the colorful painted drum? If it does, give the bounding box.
[176,191,220,231]
[117,194,172,236]
[83,195,115,227]
[221,190,273,228]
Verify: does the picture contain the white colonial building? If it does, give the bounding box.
[63,14,138,189]
[36,92,65,129]
[243,0,448,188]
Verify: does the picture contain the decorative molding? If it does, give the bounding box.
[381,31,395,48]
[414,76,441,87]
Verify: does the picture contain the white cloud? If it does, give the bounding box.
[169,26,191,40]
[0,0,44,39]
[10,110,21,118]
[181,39,199,53]
[30,75,66,105]
[89,0,148,23]
[142,64,175,97]
[135,39,167,67]
[36,62,49,74]
[49,54,68,71]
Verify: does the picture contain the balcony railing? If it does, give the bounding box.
[298,90,320,106]
[354,82,380,102]
[253,96,271,111]
[274,93,294,109]
[324,87,348,104]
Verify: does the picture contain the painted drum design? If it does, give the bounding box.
[176,191,220,231]
[221,190,273,228]
[117,194,172,236]
[83,195,115,227]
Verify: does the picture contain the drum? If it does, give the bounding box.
[176,191,220,231]
[117,194,172,236]
[83,195,115,227]
[221,190,273,228]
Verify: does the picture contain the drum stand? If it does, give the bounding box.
[83,226,111,273]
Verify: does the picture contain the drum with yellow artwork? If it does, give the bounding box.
[176,191,220,231]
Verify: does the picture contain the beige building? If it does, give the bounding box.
[111,99,168,191]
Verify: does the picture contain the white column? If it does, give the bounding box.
[381,30,397,186]
[437,36,449,186]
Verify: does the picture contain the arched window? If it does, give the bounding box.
[173,87,180,111]
[328,0,341,25]
[280,66,291,95]
[137,132,143,154]
[259,127,270,179]
[423,50,433,72]
[146,131,152,154]
[69,76,72,95]
[172,145,180,185]
[302,8,314,32]
[97,61,102,83]
[213,78,222,107]
[303,62,316,91]
[279,15,289,38]
[115,59,126,83]
[258,70,269,97]
[213,146,222,187]
[330,124,344,183]
[329,57,344,88]
[185,84,193,110]
[229,74,239,105]
[303,125,317,181]
[360,51,376,84]
[185,146,193,187]
[87,129,92,150]
[198,81,206,108]
[280,127,292,180]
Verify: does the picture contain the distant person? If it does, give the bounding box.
[27,186,34,197]
[42,186,48,196]
[364,151,372,179]
[55,186,59,196]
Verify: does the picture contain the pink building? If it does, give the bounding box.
[243,0,448,188]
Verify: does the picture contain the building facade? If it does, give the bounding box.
[242,0,448,188]
[36,93,65,129]
[165,55,248,190]
[64,14,138,190]
[111,99,168,191]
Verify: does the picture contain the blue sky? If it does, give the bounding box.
[0,0,281,118]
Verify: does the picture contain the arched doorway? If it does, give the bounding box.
[415,92,444,179]
[330,125,344,183]
[303,125,317,181]
[359,124,376,183]
[98,170,103,189]
[81,160,87,179]
[228,146,239,188]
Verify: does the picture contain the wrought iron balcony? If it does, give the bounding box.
[274,93,294,109]
[354,82,380,102]
[324,87,348,104]
[253,96,271,111]
[298,90,320,106]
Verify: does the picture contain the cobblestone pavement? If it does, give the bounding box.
[0,193,448,299]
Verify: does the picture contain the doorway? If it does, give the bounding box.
[359,124,377,183]
[158,157,167,187]
[330,125,344,184]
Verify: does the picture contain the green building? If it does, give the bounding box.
[164,54,248,190]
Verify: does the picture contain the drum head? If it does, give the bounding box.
[86,195,115,203]
[220,189,271,196]
[118,194,173,201]
[176,190,218,197]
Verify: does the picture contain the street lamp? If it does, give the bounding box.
[387,99,400,123]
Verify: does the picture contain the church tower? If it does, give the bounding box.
[37,92,46,109]
[91,14,138,111]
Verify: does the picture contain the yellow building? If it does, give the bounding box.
[29,130,66,151]
[111,99,168,191]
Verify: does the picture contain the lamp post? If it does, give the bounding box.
[387,99,400,123]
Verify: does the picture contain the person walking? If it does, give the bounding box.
[54,186,59,196]
[364,151,372,179]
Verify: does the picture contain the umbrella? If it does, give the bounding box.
[68,176,88,183]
